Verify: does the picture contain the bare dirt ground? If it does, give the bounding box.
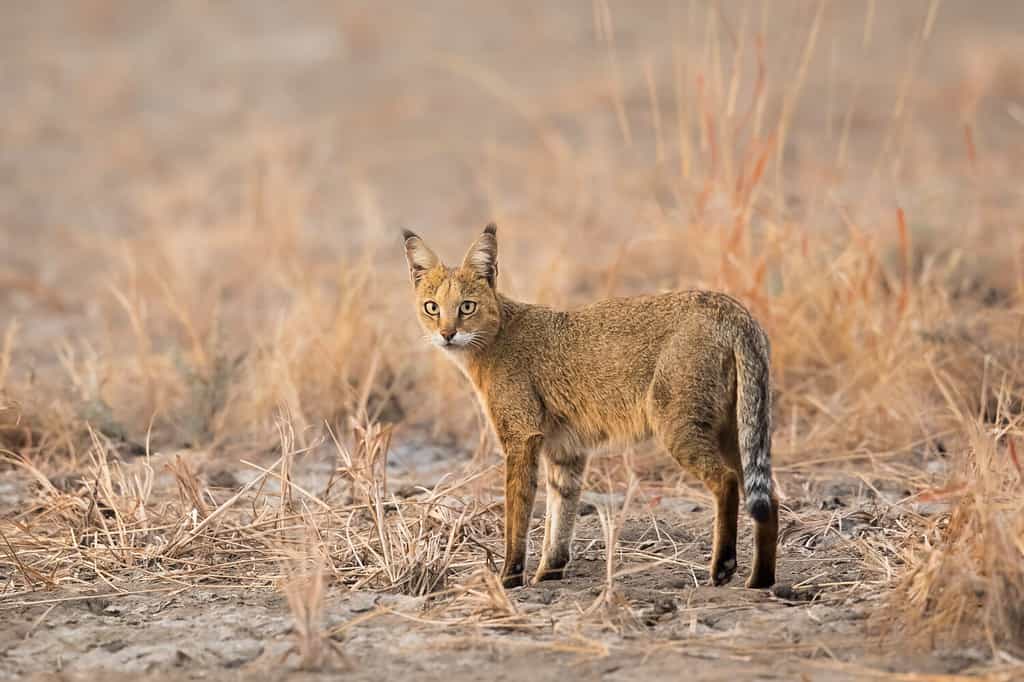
[2,1,1024,680]
[0,460,951,682]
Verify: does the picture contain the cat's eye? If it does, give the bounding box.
[459,301,477,316]
[423,301,439,316]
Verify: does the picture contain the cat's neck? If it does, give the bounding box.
[452,292,526,381]
[496,292,528,326]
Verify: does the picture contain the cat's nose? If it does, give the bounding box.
[441,330,456,343]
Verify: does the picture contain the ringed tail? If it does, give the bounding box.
[734,328,773,523]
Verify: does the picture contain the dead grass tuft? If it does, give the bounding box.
[898,409,1024,655]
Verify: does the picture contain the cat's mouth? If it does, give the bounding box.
[432,332,474,350]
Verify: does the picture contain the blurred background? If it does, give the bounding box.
[2,0,1023,452]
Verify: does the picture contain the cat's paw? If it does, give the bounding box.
[501,572,525,589]
[500,562,525,589]
[709,557,737,586]
[531,564,566,584]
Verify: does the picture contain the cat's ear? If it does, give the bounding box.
[402,229,440,285]
[460,223,498,288]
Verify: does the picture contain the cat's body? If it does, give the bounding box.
[403,225,778,589]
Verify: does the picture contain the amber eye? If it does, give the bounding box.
[459,300,477,316]
[424,301,439,316]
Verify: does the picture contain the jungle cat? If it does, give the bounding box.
[402,224,778,589]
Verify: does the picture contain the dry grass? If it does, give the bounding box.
[899,411,1024,655]
[2,0,1024,677]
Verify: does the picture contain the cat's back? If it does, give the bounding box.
[563,289,754,339]
[483,289,759,382]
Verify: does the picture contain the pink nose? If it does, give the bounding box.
[441,330,456,343]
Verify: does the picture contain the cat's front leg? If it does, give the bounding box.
[499,432,542,588]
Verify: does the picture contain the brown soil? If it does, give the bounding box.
[0,451,993,680]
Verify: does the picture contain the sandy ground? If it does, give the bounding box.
[0,508,914,682]
[0,446,984,680]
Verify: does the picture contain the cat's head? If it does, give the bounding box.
[402,224,501,352]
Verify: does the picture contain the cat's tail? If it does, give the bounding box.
[734,325,774,523]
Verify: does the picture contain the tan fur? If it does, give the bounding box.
[403,225,778,589]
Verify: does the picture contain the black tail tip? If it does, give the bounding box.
[747,497,772,523]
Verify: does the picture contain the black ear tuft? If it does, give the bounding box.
[461,227,498,288]
[402,229,419,242]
